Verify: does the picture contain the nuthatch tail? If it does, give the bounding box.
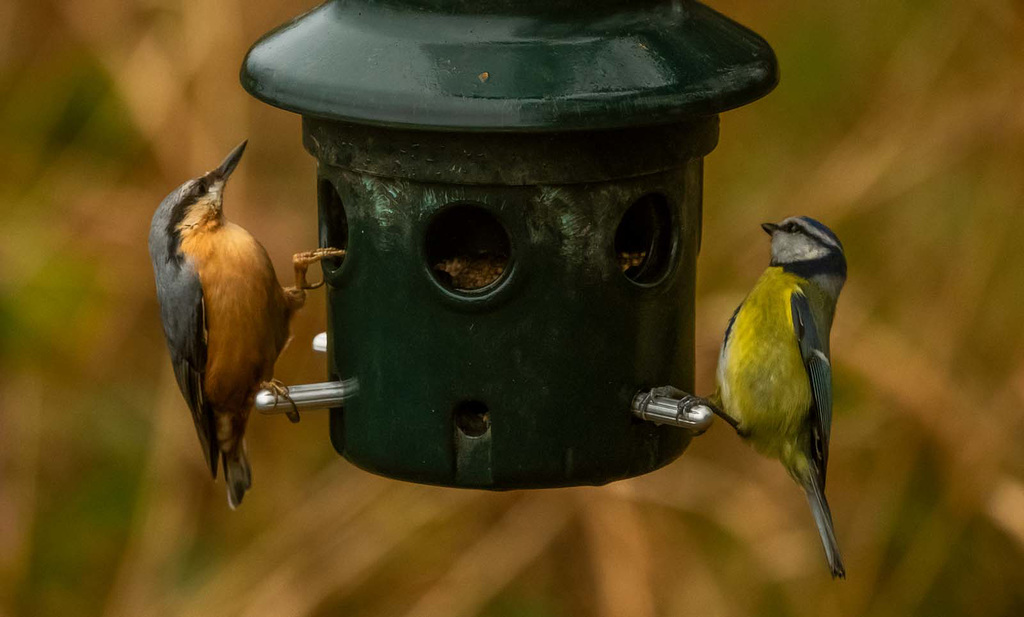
[148,141,343,508]
[714,216,847,578]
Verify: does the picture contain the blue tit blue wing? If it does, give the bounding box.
[155,262,218,478]
[791,290,833,484]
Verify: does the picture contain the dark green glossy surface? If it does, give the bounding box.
[242,0,778,130]
[315,120,709,487]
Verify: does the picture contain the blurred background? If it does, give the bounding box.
[2,0,1024,615]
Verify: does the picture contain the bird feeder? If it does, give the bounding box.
[241,0,777,488]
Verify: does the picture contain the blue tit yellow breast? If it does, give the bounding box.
[717,267,811,461]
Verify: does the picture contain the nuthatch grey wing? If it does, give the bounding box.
[715,216,847,578]
[149,141,339,508]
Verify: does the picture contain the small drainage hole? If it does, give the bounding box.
[454,400,490,437]
[426,205,510,291]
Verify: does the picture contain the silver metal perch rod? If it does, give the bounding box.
[631,388,716,434]
[255,379,357,414]
[255,332,356,414]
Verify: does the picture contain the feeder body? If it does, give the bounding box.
[310,119,713,487]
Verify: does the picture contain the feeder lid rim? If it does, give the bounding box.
[240,0,779,131]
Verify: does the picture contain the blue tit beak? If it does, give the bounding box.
[761,222,780,235]
[211,140,248,181]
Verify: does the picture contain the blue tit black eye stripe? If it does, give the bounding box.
[796,217,843,251]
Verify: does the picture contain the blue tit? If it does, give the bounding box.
[714,216,847,578]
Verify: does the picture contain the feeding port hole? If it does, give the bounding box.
[319,178,349,256]
[615,194,674,284]
[426,205,511,291]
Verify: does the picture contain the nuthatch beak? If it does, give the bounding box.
[212,139,247,182]
[205,140,247,208]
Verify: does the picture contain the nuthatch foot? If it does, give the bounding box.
[148,140,344,508]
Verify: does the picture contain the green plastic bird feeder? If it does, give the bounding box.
[242,0,777,488]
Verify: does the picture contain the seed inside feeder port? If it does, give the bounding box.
[617,251,647,272]
[431,250,648,291]
[433,254,508,290]
[425,205,511,291]
[425,204,658,292]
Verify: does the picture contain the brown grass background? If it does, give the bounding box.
[2,0,1024,615]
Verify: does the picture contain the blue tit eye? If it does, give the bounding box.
[783,222,799,233]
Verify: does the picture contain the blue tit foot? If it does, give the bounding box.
[709,406,743,434]
[647,386,744,434]
[650,385,687,400]
[635,387,715,434]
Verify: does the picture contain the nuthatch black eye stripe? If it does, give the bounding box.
[162,181,210,266]
[190,177,210,199]
[163,192,192,265]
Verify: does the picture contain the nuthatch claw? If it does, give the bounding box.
[255,378,358,414]
[292,248,346,290]
[261,379,300,423]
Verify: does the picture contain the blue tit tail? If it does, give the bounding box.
[804,476,846,579]
[222,440,252,510]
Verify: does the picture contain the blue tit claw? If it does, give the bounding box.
[632,387,717,434]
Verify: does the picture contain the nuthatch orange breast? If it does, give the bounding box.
[149,141,342,508]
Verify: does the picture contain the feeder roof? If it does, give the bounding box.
[241,0,778,131]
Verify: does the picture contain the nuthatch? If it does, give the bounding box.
[714,216,847,578]
[148,141,343,508]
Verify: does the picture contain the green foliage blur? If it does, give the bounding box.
[2,1,1023,616]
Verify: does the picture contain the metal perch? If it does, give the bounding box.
[631,387,717,434]
[255,333,356,414]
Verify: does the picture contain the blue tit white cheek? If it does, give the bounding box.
[772,232,831,264]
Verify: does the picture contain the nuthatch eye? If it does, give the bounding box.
[148,141,344,508]
[713,216,847,578]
